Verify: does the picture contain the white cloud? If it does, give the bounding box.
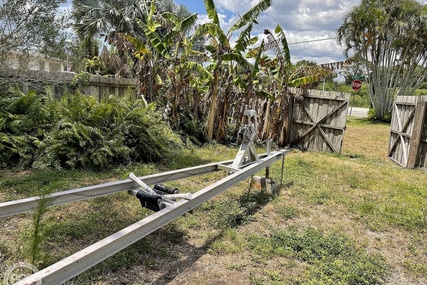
[210,0,360,64]
[195,14,210,26]
[61,0,362,65]
[215,0,261,14]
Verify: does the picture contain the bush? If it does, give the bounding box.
[0,89,54,168]
[368,108,392,123]
[0,90,182,169]
[318,82,370,108]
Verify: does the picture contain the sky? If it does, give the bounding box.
[173,0,427,65]
[175,0,361,65]
[61,0,427,65]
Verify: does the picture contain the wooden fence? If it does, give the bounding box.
[225,89,350,153]
[388,95,427,169]
[1,68,352,154]
[76,75,138,101]
[289,89,350,153]
[0,69,138,100]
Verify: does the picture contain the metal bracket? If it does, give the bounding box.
[222,110,259,172]
[128,173,192,211]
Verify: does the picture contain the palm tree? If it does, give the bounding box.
[337,0,427,121]
[158,0,192,20]
[72,0,195,78]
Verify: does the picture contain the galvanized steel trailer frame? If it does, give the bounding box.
[1,149,287,285]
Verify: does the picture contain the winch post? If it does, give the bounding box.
[229,110,259,171]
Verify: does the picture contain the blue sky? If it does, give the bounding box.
[173,0,359,65]
[175,0,207,15]
[61,0,427,65]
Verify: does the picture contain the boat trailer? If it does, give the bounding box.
[0,110,288,285]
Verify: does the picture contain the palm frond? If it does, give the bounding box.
[234,23,257,53]
[289,75,322,87]
[121,33,149,58]
[181,61,214,81]
[251,40,265,78]
[176,13,198,33]
[274,24,291,67]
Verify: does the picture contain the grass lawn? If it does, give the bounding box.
[0,117,426,284]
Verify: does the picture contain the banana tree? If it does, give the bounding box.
[194,0,272,141]
[119,2,212,129]
[245,24,332,145]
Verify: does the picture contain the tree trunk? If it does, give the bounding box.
[207,66,220,141]
[260,97,271,141]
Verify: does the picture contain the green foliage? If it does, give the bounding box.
[0,89,182,169]
[204,190,274,229]
[27,196,51,267]
[70,72,91,88]
[318,81,371,108]
[0,0,68,59]
[368,108,392,123]
[0,89,54,168]
[122,99,181,162]
[174,110,207,145]
[414,89,427,96]
[337,0,427,121]
[248,227,388,284]
[276,205,300,220]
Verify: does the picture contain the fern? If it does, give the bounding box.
[123,101,181,162]
[1,88,182,169]
[0,89,52,168]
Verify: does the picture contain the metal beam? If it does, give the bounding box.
[0,160,233,218]
[16,150,286,285]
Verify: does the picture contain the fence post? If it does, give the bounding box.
[407,98,427,168]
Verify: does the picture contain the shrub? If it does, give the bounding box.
[0,89,54,168]
[368,108,392,123]
[0,89,182,169]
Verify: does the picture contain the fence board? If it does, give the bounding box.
[0,69,138,100]
[290,90,350,153]
[389,96,427,169]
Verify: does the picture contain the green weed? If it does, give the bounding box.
[275,205,300,220]
[27,196,51,267]
[248,227,388,285]
[209,228,245,255]
[204,190,274,229]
